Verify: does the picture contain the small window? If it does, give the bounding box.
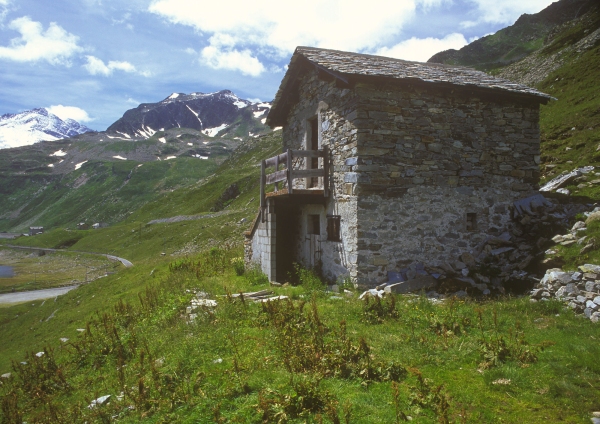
[327,215,341,241]
[466,213,477,231]
[307,214,320,235]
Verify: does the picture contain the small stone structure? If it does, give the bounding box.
[29,226,44,236]
[245,47,552,287]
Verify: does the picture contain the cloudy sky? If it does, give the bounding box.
[0,0,557,130]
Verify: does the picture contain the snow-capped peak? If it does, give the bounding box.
[0,108,93,150]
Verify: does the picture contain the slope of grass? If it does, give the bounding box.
[0,248,598,423]
[537,42,600,184]
[0,157,219,232]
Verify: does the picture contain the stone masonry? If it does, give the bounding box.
[246,46,550,287]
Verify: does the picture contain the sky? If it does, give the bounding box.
[0,0,558,131]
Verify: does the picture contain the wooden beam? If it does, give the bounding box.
[264,152,288,168]
[266,169,288,185]
[323,145,329,198]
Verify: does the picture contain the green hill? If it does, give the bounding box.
[1,2,600,419]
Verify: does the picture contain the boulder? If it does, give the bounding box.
[586,211,600,225]
[384,275,438,294]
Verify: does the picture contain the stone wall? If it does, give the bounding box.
[281,71,360,282]
[250,71,542,287]
[248,204,276,281]
[349,81,541,285]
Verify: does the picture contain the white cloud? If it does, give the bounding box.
[0,16,83,65]
[0,0,10,22]
[46,105,93,123]
[83,55,150,77]
[461,0,556,27]
[149,0,423,72]
[201,35,265,76]
[376,33,468,62]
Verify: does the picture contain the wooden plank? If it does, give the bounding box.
[274,154,280,191]
[291,169,325,179]
[266,169,288,185]
[291,149,325,158]
[265,188,289,198]
[264,152,288,168]
[287,148,293,194]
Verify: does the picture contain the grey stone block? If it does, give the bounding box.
[384,275,438,294]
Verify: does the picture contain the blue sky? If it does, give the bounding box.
[0,0,557,131]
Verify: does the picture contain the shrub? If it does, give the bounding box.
[230,257,245,276]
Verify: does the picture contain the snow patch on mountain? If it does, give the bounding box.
[0,108,92,149]
[50,149,67,157]
[203,124,228,137]
[75,160,87,170]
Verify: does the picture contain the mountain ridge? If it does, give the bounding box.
[106,89,271,139]
[0,108,93,150]
[428,0,596,71]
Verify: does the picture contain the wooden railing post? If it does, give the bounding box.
[260,160,265,222]
[274,154,279,192]
[287,148,293,194]
[323,146,329,198]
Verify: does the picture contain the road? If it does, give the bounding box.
[2,245,133,267]
[0,284,79,305]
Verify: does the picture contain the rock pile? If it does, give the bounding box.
[530,265,600,323]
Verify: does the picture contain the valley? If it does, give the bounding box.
[0,0,599,421]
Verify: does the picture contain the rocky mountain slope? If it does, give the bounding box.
[0,108,93,150]
[106,90,271,139]
[428,0,596,71]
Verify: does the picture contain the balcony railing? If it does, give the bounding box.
[260,147,329,219]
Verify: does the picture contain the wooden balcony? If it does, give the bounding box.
[260,147,329,220]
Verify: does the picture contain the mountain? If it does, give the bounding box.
[0,108,93,149]
[106,90,272,139]
[428,0,596,71]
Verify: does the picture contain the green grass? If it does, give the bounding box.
[0,250,598,423]
[538,43,600,184]
[0,247,116,293]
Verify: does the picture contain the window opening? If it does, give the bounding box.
[466,213,477,231]
[327,215,341,241]
[307,214,320,235]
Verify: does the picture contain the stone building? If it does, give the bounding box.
[245,46,551,286]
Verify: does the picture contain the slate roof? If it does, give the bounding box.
[267,46,552,126]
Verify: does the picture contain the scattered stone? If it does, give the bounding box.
[88,395,111,409]
[76,328,85,332]
[1,373,11,379]
[384,275,438,294]
[60,338,69,343]
[532,266,600,322]
[359,289,384,299]
[35,351,44,357]
[580,264,600,274]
